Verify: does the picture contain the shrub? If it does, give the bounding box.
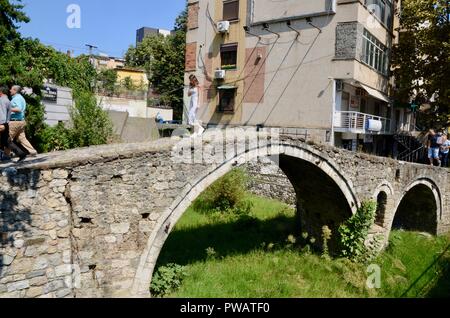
[70,92,114,147]
[150,263,187,297]
[40,122,72,152]
[193,168,251,216]
[338,200,377,262]
[322,226,332,259]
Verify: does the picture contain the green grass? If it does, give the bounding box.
[154,194,450,298]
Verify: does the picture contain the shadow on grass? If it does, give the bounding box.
[155,214,298,268]
[425,259,450,298]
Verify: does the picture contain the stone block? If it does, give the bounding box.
[110,223,130,234]
[7,280,30,292]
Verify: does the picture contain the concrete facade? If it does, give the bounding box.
[0,129,448,298]
[184,0,415,153]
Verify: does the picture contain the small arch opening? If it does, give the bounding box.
[375,191,387,227]
[393,184,438,234]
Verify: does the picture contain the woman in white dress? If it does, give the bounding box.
[188,75,205,136]
[188,74,199,125]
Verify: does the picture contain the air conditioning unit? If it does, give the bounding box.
[215,69,226,79]
[217,21,230,33]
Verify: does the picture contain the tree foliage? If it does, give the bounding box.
[97,68,118,96]
[338,201,377,262]
[0,0,30,49]
[125,7,187,120]
[392,0,450,129]
[69,92,113,148]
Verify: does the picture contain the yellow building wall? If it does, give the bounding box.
[116,69,149,88]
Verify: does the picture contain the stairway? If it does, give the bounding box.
[394,131,427,163]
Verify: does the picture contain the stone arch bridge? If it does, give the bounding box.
[0,129,449,298]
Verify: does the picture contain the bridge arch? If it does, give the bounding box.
[372,182,395,228]
[389,178,442,235]
[130,142,358,297]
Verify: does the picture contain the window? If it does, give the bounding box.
[218,88,236,113]
[365,0,393,29]
[223,0,239,21]
[360,98,367,113]
[362,29,389,75]
[220,43,238,69]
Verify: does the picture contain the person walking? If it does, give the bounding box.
[187,75,204,137]
[426,129,441,166]
[0,86,26,161]
[8,85,37,157]
[0,86,12,161]
[440,133,450,168]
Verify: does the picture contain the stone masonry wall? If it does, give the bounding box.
[245,157,296,206]
[0,131,449,298]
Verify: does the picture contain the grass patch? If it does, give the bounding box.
[153,194,450,298]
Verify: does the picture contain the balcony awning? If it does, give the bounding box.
[360,84,391,104]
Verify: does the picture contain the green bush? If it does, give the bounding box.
[24,94,48,153]
[70,92,114,147]
[150,263,187,297]
[338,200,377,262]
[40,122,72,152]
[193,168,251,215]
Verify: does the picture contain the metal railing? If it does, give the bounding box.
[398,145,426,163]
[333,111,392,134]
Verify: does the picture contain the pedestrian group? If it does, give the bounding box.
[0,85,38,162]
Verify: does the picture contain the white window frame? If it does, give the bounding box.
[362,29,389,75]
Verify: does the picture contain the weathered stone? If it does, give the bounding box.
[13,239,24,249]
[0,130,449,299]
[33,257,49,271]
[110,223,130,234]
[104,235,117,243]
[29,276,48,287]
[49,179,68,188]
[57,227,70,238]
[44,280,65,294]
[49,230,57,240]
[57,220,69,228]
[7,280,30,292]
[56,288,72,298]
[55,264,72,277]
[2,254,15,266]
[52,169,69,179]
[26,286,44,298]
[9,258,34,274]
[26,270,46,279]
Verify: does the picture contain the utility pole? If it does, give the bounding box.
[85,44,98,57]
[86,44,99,89]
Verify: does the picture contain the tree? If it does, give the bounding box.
[392,0,450,129]
[97,68,118,96]
[0,0,30,50]
[125,7,187,120]
[70,92,113,147]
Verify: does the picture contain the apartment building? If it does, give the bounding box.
[184,0,416,155]
[136,27,172,45]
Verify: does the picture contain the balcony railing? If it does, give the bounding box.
[334,111,392,134]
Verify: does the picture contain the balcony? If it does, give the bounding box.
[334,111,392,135]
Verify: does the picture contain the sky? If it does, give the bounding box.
[18,0,186,58]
